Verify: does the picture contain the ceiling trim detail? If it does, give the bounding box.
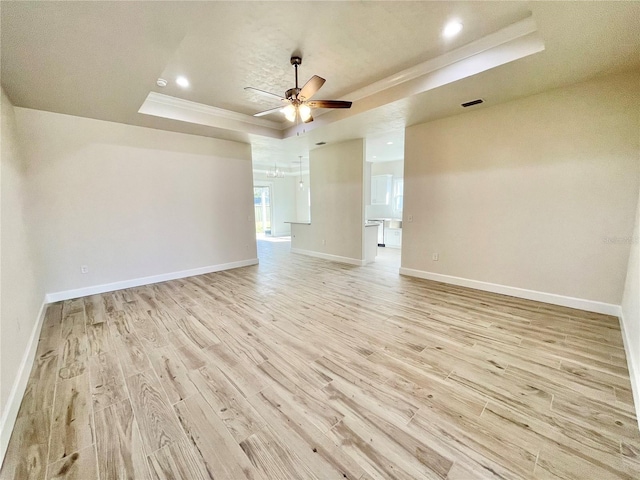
[252,168,309,176]
[282,17,544,138]
[138,92,284,138]
[342,16,539,103]
[139,15,544,141]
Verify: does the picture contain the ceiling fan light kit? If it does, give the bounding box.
[298,104,312,122]
[245,55,352,124]
[283,104,296,122]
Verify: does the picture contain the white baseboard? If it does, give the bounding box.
[291,248,365,266]
[46,258,259,303]
[619,311,640,429]
[0,297,47,463]
[398,268,620,316]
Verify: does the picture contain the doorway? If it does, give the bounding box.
[365,131,405,270]
[254,186,272,237]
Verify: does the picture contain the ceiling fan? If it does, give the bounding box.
[245,56,352,124]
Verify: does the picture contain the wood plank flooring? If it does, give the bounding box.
[2,240,639,479]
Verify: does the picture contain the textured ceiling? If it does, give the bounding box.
[0,1,529,123]
[157,1,531,118]
[2,2,640,165]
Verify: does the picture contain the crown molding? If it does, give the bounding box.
[344,16,538,103]
[140,16,543,141]
[253,167,309,177]
[283,16,544,138]
[138,92,285,138]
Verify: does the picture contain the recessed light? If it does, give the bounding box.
[386,141,393,145]
[156,78,167,88]
[373,156,377,159]
[443,21,463,38]
[176,76,190,88]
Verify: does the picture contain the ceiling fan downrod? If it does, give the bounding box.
[287,56,303,102]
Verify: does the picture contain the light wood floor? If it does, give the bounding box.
[2,240,639,479]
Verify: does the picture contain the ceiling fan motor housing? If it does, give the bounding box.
[247,54,351,120]
[285,88,301,103]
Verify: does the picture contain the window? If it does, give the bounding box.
[253,186,272,235]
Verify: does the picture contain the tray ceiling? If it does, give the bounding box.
[2,1,639,165]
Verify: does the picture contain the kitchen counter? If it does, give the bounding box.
[365,223,378,263]
[366,218,402,248]
[368,218,402,227]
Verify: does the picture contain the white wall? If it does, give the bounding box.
[253,174,296,237]
[0,91,46,455]
[291,139,364,262]
[366,159,404,219]
[15,108,258,298]
[402,71,640,308]
[295,173,311,223]
[621,186,640,421]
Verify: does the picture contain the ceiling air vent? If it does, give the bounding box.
[461,99,484,108]
[315,141,327,146]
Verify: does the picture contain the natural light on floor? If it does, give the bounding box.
[256,234,292,243]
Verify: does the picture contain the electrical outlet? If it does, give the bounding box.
[81,265,89,274]
[408,215,413,222]
[432,253,439,261]
[322,239,326,245]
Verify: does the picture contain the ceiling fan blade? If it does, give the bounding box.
[298,75,326,101]
[244,86,285,101]
[253,106,283,117]
[308,100,352,109]
[303,114,314,124]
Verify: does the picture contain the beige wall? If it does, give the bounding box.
[622,186,640,419]
[15,108,257,296]
[402,71,640,305]
[291,139,364,262]
[0,92,45,436]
